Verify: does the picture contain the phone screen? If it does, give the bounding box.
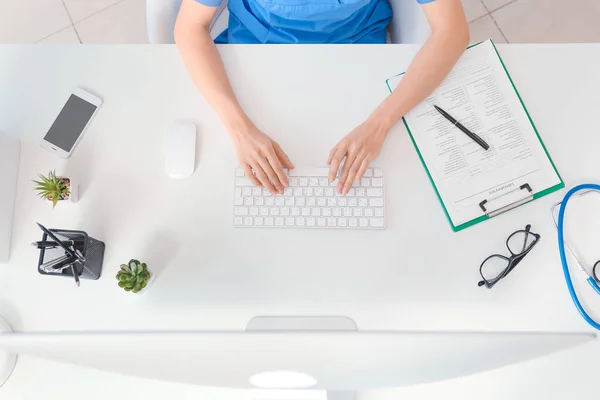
[43,95,98,152]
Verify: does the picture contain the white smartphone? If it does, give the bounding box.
[40,88,103,158]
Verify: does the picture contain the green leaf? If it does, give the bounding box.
[124,287,132,291]
[120,264,131,273]
[118,281,126,288]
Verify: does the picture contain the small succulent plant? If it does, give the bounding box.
[33,170,71,208]
[116,259,151,293]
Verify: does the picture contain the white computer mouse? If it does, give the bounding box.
[165,120,196,179]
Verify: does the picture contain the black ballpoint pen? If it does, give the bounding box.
[434,105,490,151]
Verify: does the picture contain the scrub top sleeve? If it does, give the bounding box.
[195,0,223,6]
[416,0,437,4]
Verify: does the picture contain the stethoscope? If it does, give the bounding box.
[552,184,600,330]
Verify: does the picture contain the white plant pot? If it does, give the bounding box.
[133,271,154,296]
[43,176,78,205]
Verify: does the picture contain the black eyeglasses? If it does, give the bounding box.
[478,224,540,289]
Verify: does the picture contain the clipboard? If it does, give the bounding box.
[386,40,564,231]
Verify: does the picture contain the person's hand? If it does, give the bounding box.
[328,120,388,194]
[234,125,294,195]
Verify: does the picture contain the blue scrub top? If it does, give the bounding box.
[196,0,434,44]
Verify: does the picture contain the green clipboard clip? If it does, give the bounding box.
[479,183,534,218]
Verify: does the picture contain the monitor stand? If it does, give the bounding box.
[246,316,358,400]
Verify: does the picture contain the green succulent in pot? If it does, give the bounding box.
[33,170,71,208]
[116,259,151,293]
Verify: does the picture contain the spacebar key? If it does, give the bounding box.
[288,168,330,177]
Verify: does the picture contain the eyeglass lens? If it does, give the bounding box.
[507,230,537,255]
[480,255,511,283]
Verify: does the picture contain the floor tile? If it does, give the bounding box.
[0,0,71,43]
[63,0,126,23]
[75,0,148,44]
[462,0,489,22]
[37,26,81,43]
[492,0,600,43]
[481,0,515,12]
[468,15,507,45]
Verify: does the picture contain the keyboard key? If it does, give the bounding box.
[327,198,336,207]
[236,169,245,177]
[234,217,243,226]
[325,188,334,197]
[297,217,305,226]
[255,197,264,206]
[359,218,369,227]
[259,207,269,216]
[297,198,306,206]
[323,208,332,217]
[317,198,326,207]
[367,188,384,197]
[315,187,324,197]
[284,188,293,196]
[348,198,358,207]
[285,198,294,206]
[242,188,252,196]
[307,198,317,207]
[370,218,384,228]
[275,197,285,206]
[293,188,303,196]
[265,197,275,206]
[359,198,368,207]
[235,207,249,216]
[375,208,384,217]
[347,189,355,197]
[289,177,298,187]
[250,207,259,216]
[317,218,326,227]
[339,198,347,207]
[302,208,311,216]
[355,188,365,197]
[353,208,363,217]
[339,218,347,227]
[372,178,383,187]
[275,217,284,226]
[270,208,280,216]
[364,169,373,177]
[343,208,352,217]
[281,208,290,216]
[330,179,338,187]
[265,217,274,226]
[333,208,342,217]
[252,187,262,196]
[236,178,254,187]
[349,218,358,227]
[244,217,253,226]
[288,167,330,177]
[311,208,321,217]
[374,168,383,177]
[319,178,329,186]
[291,207,300,216]
[365,208,374,217]
[299,178,308,187]
[254,217,264,226]
[307,217,316,227]
[370,198,384,207]
[352,180,360,188]
[327,218,337,227]
[361,178,370,187]
[285,217,295,226]
[244,197,254,206]
[304,187,314,196]
[309,178,319,187]
[235,197,244,206]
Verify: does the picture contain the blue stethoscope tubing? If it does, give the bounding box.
[556,183,600,330]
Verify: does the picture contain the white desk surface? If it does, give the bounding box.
[1,44,600,399]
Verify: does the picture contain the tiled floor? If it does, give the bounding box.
[0,0,600,44]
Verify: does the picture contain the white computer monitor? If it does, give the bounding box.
[0,317,593,392]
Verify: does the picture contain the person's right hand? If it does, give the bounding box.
[233,126,294,195]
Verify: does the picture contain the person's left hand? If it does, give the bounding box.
[328,119,388,194]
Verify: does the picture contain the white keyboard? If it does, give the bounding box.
[234,167,385,229]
